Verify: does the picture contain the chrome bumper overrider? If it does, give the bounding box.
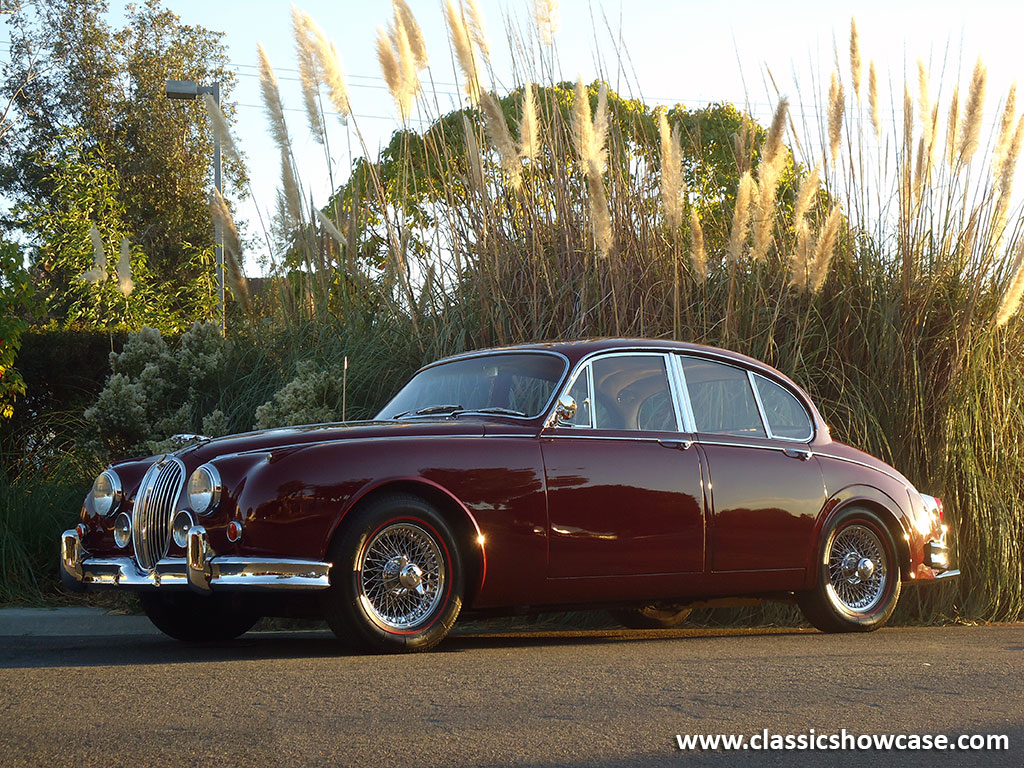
[61,527,331,595]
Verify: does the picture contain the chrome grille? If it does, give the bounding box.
[131,456,185,571]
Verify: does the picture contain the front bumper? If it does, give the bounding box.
[61,527,332,595]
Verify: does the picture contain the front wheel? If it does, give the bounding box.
[139,592,260,641]
[797,507,901,633]
[322,493,463,653]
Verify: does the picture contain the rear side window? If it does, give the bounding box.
[754,374,813,440]
[680,358,766,437]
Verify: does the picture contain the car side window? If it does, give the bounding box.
[590,355,677,431]
[754,374,813,440]
[680,357,766,437]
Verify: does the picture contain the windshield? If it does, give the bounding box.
[377,353,566,420]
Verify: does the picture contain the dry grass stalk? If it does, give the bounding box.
[992,84,1018,178]
[752,98,789,260]
[320,41,352,122]
[534,0,559,46]
[659,111,684,231]
[689,208,707,281]
[946,85,960,167]
[210,190,251,312]
[518,83,539,162]
[849,18,862,101]
[989,114,1024,252]
[465,0,491,62]
[257,43,290,151]
[481,92,522,189]
[293,7,326,144]
[81,224,107,284]
[202,93,240,165]
[116,237,134,296]
[810,206,842,292]
[445,0,481,104]
[315,208,346,244]
[959,57,987,164]
[571,79,612,257]
[793,164,821,226]
[727,170,755,263]
[789,221,813,290]
[279,150,302,228]
[828,72,844,165]
[462,114,485,193]
[917,60,931,153]
[393,0,428,69]
[996,239,1024,326]
[868,60,881,139]
[377,3,426,121]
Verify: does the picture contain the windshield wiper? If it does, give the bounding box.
[453,407,528,417]
[393,404,464,419]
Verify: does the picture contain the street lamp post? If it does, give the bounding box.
[165,78,224,334]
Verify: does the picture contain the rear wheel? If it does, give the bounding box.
[797,507,901,633]
[139,592,259,641]
[610,603,692,629]
[322,493,463,653]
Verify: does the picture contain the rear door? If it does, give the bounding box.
[677,355,826,574]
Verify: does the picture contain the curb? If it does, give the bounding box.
[0,607,159,637]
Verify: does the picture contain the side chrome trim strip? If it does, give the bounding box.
[931,569,960,580]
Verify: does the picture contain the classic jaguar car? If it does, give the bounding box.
[61,339,957,651]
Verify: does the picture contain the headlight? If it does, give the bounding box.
[172,510,194,548]
[113,513,132,548]
[187,464,222,515]
[90,470,123,517]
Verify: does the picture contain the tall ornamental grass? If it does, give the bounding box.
[26,3,1020,620]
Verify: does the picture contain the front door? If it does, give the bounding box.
[541,352,706,577]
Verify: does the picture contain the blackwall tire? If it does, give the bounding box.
[797,507,901,633]
[610,604,692,629]
[322,493,463,653]
[139,592,260,641]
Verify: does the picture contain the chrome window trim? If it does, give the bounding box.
[745,369,772,437]
[545,350,683,434]
[750,372,815,443]
[380,349,571,422]
[668,354,698,433]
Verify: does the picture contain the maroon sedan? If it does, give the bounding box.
[62,339,957,652]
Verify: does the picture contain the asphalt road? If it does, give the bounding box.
[0,624,1020,767]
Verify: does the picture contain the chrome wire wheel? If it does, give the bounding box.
[357,522,446,631]
[826,523,888,613]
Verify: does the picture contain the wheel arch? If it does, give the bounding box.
[811,486,912,584]
[325,477,487,605]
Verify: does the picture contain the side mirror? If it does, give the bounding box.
[552,394,577,425]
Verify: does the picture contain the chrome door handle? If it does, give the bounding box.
[659,439,693,450]
[783,447,813,460]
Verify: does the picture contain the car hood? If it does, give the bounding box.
[173,418,524,465]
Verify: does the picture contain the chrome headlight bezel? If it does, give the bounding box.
[172,510,195,548]
[112,512,132,548]
[187,464,222,516]
[90,469,124,517]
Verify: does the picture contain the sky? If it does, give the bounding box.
[5,0,1024,274]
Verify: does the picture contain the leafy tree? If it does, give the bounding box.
[0,239,33,420]
[0,0,246,329]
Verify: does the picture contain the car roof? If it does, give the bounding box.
[436,338,789,380]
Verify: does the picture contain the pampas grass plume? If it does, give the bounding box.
[869,60,881,139]
[996,239,1024,326]
[810,206,842,292]
[959,57,987,164]
[828,72,844,166]
[728,171,755,263]
[202,94,240,166]
[534,0,559,46]
[850,18,862,101]
[481,92,522,189]
[81,225,107,284]
[518,83,539,162]
[116,238,134,296]
[446,0,481,104]
[689,208,707,281]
